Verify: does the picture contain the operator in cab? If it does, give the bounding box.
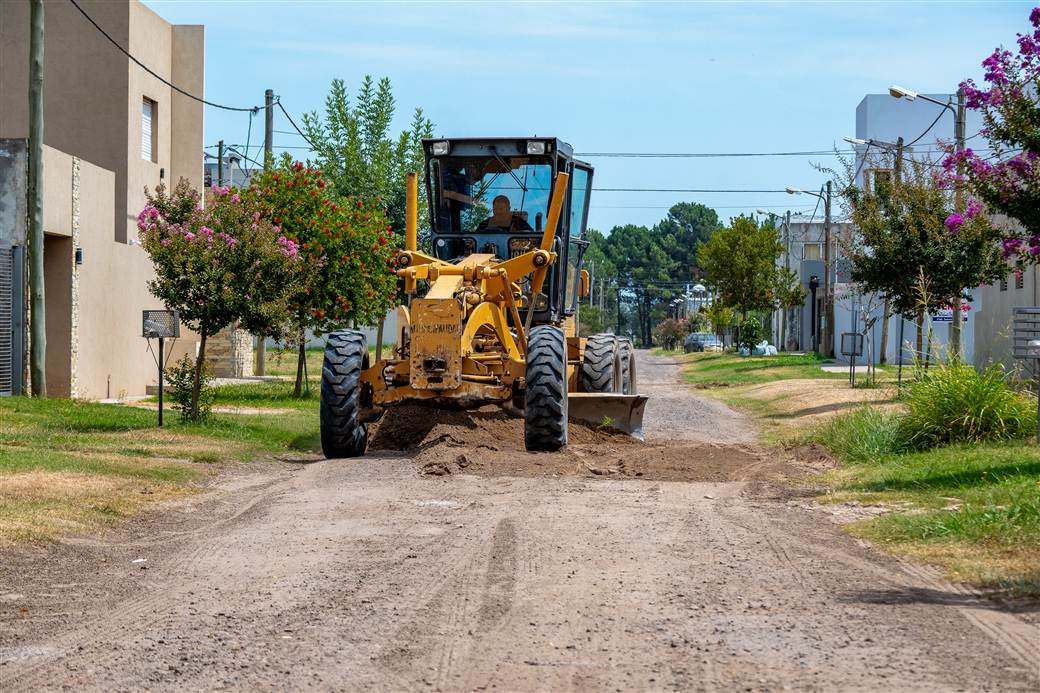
[478,195,533,232]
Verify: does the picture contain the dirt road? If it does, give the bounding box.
[2,352,1037,691]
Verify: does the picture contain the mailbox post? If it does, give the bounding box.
[142,310,180,427]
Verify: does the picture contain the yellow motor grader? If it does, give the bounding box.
[320,137,646,456]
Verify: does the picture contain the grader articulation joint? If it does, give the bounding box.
[320,137,647,457]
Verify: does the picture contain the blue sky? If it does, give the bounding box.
[146,0,1029,232]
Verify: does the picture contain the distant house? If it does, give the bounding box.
[203,151,254,189]
[0,0,204,397]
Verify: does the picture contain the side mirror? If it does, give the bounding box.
[579,269,590,298]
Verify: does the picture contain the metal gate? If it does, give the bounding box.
[0,247,14,395]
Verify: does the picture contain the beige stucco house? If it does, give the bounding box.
[0,0,204,398]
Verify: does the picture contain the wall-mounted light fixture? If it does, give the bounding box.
[74,247,83,265]
[159,167,165,180]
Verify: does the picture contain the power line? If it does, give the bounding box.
[67,0,263,113]
[577,150,853,158]
[594,188,791,193]
[598,204,816,210]
[276,102,318,149]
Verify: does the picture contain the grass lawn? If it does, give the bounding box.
[669,351,898,443]
[0,384,321,544]
[817,435,1040,596]
[263,344,388,379]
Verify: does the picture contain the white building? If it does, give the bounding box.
[836,92,1034,368]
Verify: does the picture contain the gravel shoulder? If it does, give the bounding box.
[1,351,1037,691]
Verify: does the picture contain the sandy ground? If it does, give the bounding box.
[1,351,1038,691]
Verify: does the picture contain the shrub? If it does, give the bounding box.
[738,316,762,352]
[165,354,213,423]
[900,362,1037,449]
[815,406,905,464]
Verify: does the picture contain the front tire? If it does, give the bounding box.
[581,333,620,393]
[524,326,568,451]
[320,330,370,458]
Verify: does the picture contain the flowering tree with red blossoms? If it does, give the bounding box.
[948,6,1040,266]
[247,160,398,395]
[139,180,301,419]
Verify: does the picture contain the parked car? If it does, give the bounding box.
[684,332,723,353]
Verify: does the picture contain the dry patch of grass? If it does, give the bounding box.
[0,393,321,544]
[719,378,901,443]
[0,470,194,544]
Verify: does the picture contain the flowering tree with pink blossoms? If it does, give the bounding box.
[139,180,301,419]
[948,6,1040,266]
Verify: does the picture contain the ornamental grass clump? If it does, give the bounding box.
[816,406,905,464]
[899,361,1036,450]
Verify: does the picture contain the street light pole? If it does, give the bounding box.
[890,84,966,360]
[823,180,833,358]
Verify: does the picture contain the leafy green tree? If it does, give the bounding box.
[604,224,680,344]
[248,161,399,396]
[705,302,735,346]
[651,202,720,280]
[839,161,1005,355]
[698,215,782,323]
[301,76,434,242]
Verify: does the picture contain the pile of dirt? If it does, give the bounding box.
[368,405,816,482]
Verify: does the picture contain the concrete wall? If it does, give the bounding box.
[976,267,1040,371]
[0,0,129,243]
[0,1,204,244]
[28,146,197,398]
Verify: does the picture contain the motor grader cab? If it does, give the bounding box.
[320,137,646,457]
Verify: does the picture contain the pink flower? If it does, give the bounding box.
[945,213,965,234]
[184,231,196,241]
[160,239,171,247]
[231,194,241,203]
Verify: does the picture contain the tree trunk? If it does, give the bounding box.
[925,315,934,371]
[951,298,962,362]
[879,298,890,365]
[293,326,306,398]
[191,332,208,421]
[780,307,787,353]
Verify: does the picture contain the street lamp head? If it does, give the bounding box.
[785,187,801,195]
[693,283,707,293]
[756,208,769,215]
[889,84,917,101]
[843,136,868,146]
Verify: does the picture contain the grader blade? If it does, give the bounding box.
[568,393,648,442]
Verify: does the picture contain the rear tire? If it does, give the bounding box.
[618,337,637,394]
[524,325,568,451]
[320,330,370,458]
[582,333,620,393]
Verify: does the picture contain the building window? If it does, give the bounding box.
[141,97,157,162]
[865,168,893,192]
[1016,271,1025,291]
[803,243,821,261]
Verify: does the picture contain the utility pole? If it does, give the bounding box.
[823,180,833,358]
[216,140,224,187]
[28,0,46,397]
[255,89,274,376]
[950,88,966,360]
[616,286,622,336]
